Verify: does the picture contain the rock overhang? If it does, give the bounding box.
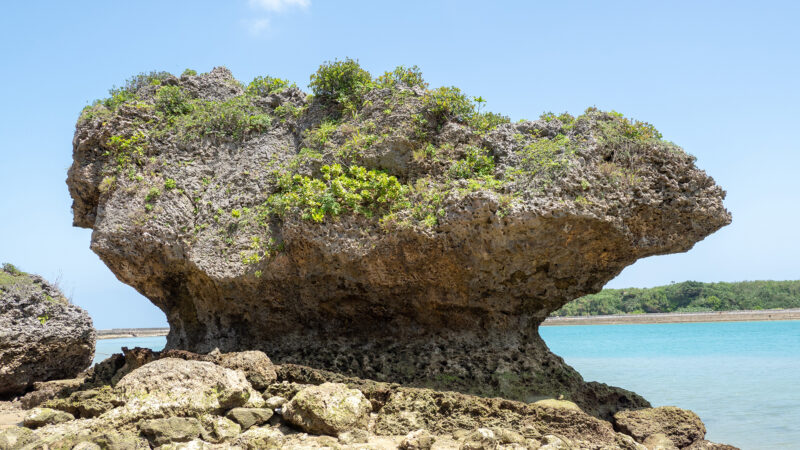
[67,61,730,415]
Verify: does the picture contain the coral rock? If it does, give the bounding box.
[68,64,730,416]
[281,382,372,435]
[0,266,95,397]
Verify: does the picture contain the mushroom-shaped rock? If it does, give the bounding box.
[614,406,706,448]
[68,64,730,417]
[0,265,95,397]
[281,382,372,435]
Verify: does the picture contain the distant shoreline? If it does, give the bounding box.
[96,309,800,339]
[96,328,169,340]
[542,308,800,326]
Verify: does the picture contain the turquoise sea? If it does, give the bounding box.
[95,321,800,449]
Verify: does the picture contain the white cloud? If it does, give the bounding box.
[245,18,271,36]
[248,0,310,12]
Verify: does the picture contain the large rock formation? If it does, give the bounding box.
[0,264,96,397]
[67,62,730,416]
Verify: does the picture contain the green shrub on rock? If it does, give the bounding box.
[246,75,294,96]
[155,85,192,116]
[266,164,408,223]
[309,58,373,113]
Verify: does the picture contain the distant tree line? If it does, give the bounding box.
[552,280,800,316]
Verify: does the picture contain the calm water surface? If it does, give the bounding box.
[95,321,800,449]
[541,321,800,449]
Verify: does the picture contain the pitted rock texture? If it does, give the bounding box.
[0,265,96,397]
[67,64,730,414]
[7,352,737,449]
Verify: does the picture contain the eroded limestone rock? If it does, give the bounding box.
[225,407,272,430]
[614,406,706,448]
[282,382,372,436]
[68,64,730,416]
[0,265,95,397]
[22,407,74,429]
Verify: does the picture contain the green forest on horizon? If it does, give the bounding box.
[552,280,800,316]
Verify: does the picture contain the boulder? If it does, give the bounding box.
[235,427,285,449]
[22,407,74,428]
[114,358,262,419]
[199,415,241,443]
[614,406,706,448]
[0,264,95,397]
[460,428,497,450]
[0,427,32,450]
[215,350,277,391]
[67,63,730,416]
[281,382,372,435]
[400,429,436,450]
[138,417,202,446]
[225,407,272,430]
[644,433,679,449]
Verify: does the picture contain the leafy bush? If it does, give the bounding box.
[468,111,510,132]
[164,179,177,190]
[106,132,148,175]
[510,134,573,181]
[376,65,428,90]
[145,187,160,205]
[306,119,338,148]
[423,86,475,124]
[246,75,294,96]
[309,58,373,112]
[181,68,197,77]
[155,86,192,116]
[449,146,495,179]
[166,96,272,141]
[2,263,23,275]
[266,164,408,222]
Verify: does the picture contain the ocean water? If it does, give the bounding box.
[93,336,166,365]
[94,321,800,449]
[540,321,800,449]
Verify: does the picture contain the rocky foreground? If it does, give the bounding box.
[0,264,95,398]
[67,62,730,415]
[0,348,736,449]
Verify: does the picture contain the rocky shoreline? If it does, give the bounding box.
[0,348,737,449]
[95,308,800,340]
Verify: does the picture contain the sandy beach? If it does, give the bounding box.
[96,328,170,340]
[543,308,800,326]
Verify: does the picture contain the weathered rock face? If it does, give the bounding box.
[0,264,96,397]
[67,63,730,414]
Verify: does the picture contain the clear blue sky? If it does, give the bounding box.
[1,1,798,329]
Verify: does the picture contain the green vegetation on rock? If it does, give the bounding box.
[266,164,408,223]
[553,280,800,316]
[76,59,679,262]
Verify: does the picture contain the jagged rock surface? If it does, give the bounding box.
[67,65,730,415]
[0,265,95,397]
[1,353,737,449]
